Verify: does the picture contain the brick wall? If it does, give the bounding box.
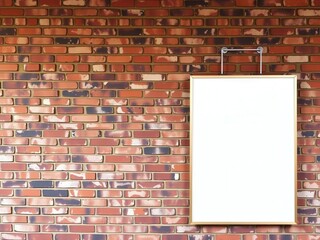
[0,0,318,239]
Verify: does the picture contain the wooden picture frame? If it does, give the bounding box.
[190,75,297,225]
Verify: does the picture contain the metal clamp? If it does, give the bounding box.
[220,47,263,75]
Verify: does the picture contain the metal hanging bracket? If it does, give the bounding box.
[220,46,263,75]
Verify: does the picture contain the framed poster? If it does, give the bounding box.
[190,75,297,225]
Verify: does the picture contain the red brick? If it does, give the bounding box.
[43,147,68,154]
[0,8,23,15]
[0,64,18,71]
[31,37,55,44]
[284,0,309,6]
[107,56,132,63]
[72,115,98,122]
[24,64,40,71]
[69,225,95,233]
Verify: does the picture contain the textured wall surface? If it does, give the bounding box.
[0,0,319,239]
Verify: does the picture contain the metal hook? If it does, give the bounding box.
[220,47,263,75]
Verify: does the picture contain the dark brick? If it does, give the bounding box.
[117,107,143,114]
[49,9,73,16]
[81,82,103,89]
[56,107,83,114]
[17,55,29,62]
[173,107,189,113]
[91,74,115,80]
[257,0,281,6]
[231,37,255,45]
[0,146,14,153]
[104,82,129,89]
[270,235,294,240]
[258,37,281,45]
[209,0,235,6]
[122,9,144,16]
[297,208,317,215]
[130,99,153,106]
[301,128,315,137]
[157,19,178,26]
[2,181,27,188]
[144,147,171,155]
[109,181,134,189]
[193,28,213,36]
[55,198,81,206]
[220,9,245,16]
[311,73,320,80]
[185,0,209,7]
[155,99,182,106]
[128,65,150,72]
[83,181,108,189]
[305,217,318,223]
[170,9,194,16]
[205,19,216,26]
[82,234,107,240]
[16,130,42,137]
[270,9,296,16]
[297,148,301,155]
[181,64,206,72]
[43,190,68,197]
[101,116,128,123]
[230,19,243,26]
[55,37,80,44]
[14,98,40,106]
[150,226,175,233]
[189,235,212,240]
[93,47,117,54]
[298,173,316,181]
[131,37,152,45]
[15,73,40,80]
[30,181,54,188]
[118,28,143,36]
[302,124,320,130]
[18,46,41,54]
[42,225,68,232]
[316,156,320,162]
[296,46,319,54]
[29,123,55,130]
[90,90,116,98]
[62,18,73,26]
[297,28,319,35]
[29,82,52,88]
[62,90,89,97]
[0,28,16,35]
[86,107,113,114]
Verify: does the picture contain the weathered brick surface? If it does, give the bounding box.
[0,0,317,239]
